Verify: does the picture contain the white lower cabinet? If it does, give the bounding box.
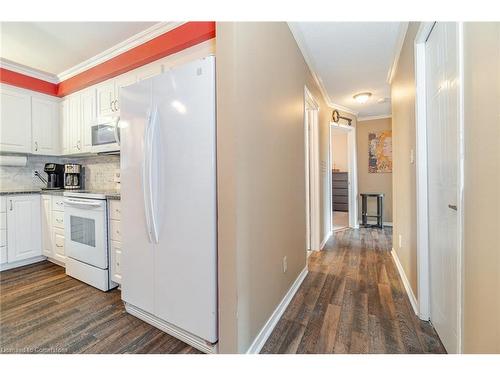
[109,200,122,284]
[41,195,53,257]
[41,194,66,265]
[0,196,7,265]
[6,195,42,264]
[53,227,66,264]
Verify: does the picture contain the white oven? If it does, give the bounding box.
[64,193,115,291]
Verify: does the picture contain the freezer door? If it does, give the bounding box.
[152,56,218,343]
[119,79,156,313]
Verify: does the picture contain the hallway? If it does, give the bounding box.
[261,228,445,354]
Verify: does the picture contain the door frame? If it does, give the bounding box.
[329,122,359,230]
[414,22,465,352]
[304,86,321,251]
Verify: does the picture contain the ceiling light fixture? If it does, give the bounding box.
[353,92,372,104]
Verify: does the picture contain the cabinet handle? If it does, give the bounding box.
[56,244,63,248]
[113,100,118,112]
[76,141,81,150]
[34,141,38,151]
[9,200,13,211]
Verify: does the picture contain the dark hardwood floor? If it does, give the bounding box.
[0,261,200,354]
[261,228,446,354]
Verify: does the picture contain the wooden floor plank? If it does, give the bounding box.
[262,227,446,354]
[0,261,200,354]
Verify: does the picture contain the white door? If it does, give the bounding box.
[152,57,217,343]
[6,195,42,262]
[96,80,115,117]
[426,22,460,353]
[41,195,53,257]
[0,87,31,153]
[120,78,155,313]
[64,198,107,268]
[80,88,96,153]
[32,96,59,155]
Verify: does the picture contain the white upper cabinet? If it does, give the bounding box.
[31,96,60,155]
[69,94,82,154]
[0,86,32,153]
[80,88,97,153]
[96,80,116,118]
[6,194,42,263]
[61,98,71,154]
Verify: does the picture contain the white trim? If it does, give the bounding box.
[357,114,392,122]
[391,249,419,316]
[414,22,434,322]
[57,22,185,81]
[320,230,332,250]
[288,23,358,117]
[125,303,218,354]
[0,256,46,271]
[46,257,66,268]
[387,22,409,84]
[0,58,59,83]
[246,267,309,354]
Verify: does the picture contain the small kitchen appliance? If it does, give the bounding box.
[43,163,64,189]
[64,164,82,189]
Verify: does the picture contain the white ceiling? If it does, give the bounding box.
[290,22,405,118]
[0,22,157,77]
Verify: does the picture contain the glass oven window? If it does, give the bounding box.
[70,216,96,247]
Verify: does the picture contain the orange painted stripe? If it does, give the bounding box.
[0,68,58,96]
[57,21,215,96]
[0,22,215,98]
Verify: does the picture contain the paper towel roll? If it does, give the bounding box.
[0,155,28,167]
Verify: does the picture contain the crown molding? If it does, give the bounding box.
[387,22,409,85]
[357,114,392,122]
[57,21,185,81]
[287,22,358,117]
[0,58,59,84]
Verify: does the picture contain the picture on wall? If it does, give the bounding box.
[368,130,392,173]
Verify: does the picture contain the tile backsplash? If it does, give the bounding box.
[0,154,120,191]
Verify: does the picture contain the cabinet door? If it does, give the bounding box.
[6,195,42,263]
[32,97,60,155]
[53,227,65,264]
[69,94,82,154]
[41,195,53,257]
[61,99,71,154]
[110,240,122,284]
[114,74,137,113]
[0,87,32,153]
[80,88,96,153]
[136,64,162,82]
[96,81,115,117]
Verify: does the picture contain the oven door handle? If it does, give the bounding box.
[64,198,102,208]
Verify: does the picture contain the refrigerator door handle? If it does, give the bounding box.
[149,105,160,244]
[143,108,154,243]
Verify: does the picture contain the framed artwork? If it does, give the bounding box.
[368,130,392,173]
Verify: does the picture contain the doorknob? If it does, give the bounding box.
[448,204,457,211]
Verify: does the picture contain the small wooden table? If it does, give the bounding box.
[360,193,384,228]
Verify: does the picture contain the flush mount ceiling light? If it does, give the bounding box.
[353,92,372,104]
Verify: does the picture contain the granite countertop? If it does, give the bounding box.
[0,189,120,199]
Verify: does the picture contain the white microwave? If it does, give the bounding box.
[91,117,120,154]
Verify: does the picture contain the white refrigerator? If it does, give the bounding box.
[120,56,217,352]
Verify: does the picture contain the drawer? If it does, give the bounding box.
[53,228,65,257]
[110,219,121,242]
[52,211,64,229]
[0,246,6,264]
[52,196,65,212]
[0,213,6,230]
[0,229,6,247]
[0,196,6,213]
[109,200,121,220]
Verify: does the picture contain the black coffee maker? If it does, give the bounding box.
[43,163,65,190]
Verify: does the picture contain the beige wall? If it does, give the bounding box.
[331,133,348,172]
[216,22,332,353]
[462,22,500,354]
[356,118,393,222]
[390,22,420,295]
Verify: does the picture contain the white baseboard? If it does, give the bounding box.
[320,230,332,250]
[125,303,218,354]
[0,256,46,271]
[391,248,419,315]
[246,266,309,354]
